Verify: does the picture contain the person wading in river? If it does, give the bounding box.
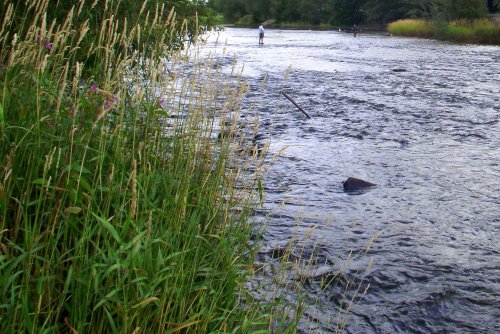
[258,25,265,45]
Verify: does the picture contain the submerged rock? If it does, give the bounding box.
[343,177,376,191]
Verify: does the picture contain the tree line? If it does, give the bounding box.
[208,0,499,26]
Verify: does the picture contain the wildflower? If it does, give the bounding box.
[44,41,53,51]
[103,97,117,111]
[102,92,118,111]
[158,97,167,109]
[88,84,99,95]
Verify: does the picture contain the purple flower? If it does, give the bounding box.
[104,100,113,111]
[44,41,53,51]
[158,97,167,109]
[103,95,118,111]
[88,84,99,95]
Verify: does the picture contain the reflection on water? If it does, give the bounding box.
[204,28,500,333]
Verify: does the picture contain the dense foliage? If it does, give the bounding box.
[2,0,218,69]
[0,0,300,332]
[208,0,493,26]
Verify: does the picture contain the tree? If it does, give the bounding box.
[245,0,271,24]
[488,0,499,12]
[329,0,366,25]
[281,0,303,22]
[207,0,493,26]
[208,0,247,22]
[362,0,434,23]
[432,0,489,20]
[299,0,330,25]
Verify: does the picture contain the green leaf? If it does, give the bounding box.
[131,297,160,309]
[91,212,121,243]
[0,103,4,126]
[257,178,263,207]
[63,207,82,215]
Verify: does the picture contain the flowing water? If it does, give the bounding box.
[204,28,500,333]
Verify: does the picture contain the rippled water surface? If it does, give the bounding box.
[204,28,500,333]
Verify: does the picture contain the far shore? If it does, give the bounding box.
[222,23,387,32]
[221,20,500,45]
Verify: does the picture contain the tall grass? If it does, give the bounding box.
[387,19,435,38]
[0,0,295,332]
[388,18,500,45]
[448,19,500,44]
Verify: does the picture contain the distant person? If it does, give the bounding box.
[353,24,358,37]
[258,25,265,45]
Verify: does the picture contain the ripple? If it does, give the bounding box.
[204,28,500,333]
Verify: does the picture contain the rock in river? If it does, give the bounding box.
[343,177,376,192]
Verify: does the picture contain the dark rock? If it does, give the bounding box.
[343,177,376,192]
[252,133,267,143]
[392,68,407,73]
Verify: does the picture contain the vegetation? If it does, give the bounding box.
[0,0,303,332]
[388,18,500,44]
[387,19,436,37]
[208,0,494,26]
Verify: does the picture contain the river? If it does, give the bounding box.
[203,27,500,333]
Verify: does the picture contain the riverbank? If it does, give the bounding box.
[228,19,500,45]
[388,18,500,45]
[0,1,299,332]
[232,22,387,33]
[229,20,387,33]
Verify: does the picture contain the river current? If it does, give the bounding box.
[203,28,500,333]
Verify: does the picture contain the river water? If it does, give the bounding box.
[203,28,500,333]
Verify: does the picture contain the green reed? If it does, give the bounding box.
[387,19,436,38]
[0,0,297,332]
[388,18,500,45]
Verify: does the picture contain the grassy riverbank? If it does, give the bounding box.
[388,19,500,45]
[0,0,299,332]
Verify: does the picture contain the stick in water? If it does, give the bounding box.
[281,91,312,119]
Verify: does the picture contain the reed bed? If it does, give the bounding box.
[0,0,298,332]
[387,19,435,38]
[388,18,500,45]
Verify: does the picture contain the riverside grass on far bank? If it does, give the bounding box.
[388,18,500,45]
[0,0,301,332]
